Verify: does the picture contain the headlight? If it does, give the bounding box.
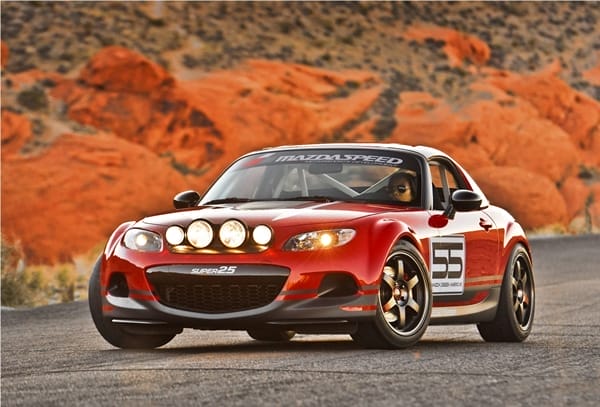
[284,229,356,251]
[187,220,213,248]
[165,225,185,245]
[123,229,163,252]
[252,225,273,245]
[219,219,246,248]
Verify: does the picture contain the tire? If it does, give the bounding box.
[477,244,535,342]
[247,326,296,342]
[351,240,432,349]
[88,258,176,349]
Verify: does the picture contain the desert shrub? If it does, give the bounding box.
[16,85,49,111]
[54,266,77,303]
[1,239,49,307]
[1,237,89,306]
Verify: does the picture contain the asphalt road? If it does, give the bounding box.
[2,235,599,406]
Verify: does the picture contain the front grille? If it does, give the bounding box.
[149,274,286,313]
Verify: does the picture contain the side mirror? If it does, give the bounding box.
[443,189,483,219]
[173,190,201,209]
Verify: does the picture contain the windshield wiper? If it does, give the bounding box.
[203,198,254,205]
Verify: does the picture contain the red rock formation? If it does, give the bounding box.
[1,110,32,155]
[391,92,471,147]
[471,167,568,230]
[583,62,600,86]
[2,69,63,91]
[485,61,600,167]
[3,47,383,263]
[51,50,382,180]
[173,60,382,173]
[78,46,175,93]
[1,38,599,263]
[1,41,8,69]
[388,66,596,232]
[1,125,189,264]
[560,176,591,221]
[590,184,600,233]
[463,97,581,184]
[403,25,491,66]
[374,86,586,231]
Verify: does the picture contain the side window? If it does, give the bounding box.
[429,160,463,210]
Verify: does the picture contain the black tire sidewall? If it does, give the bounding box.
[501,244,535,341]
[88,258,175,349]
[88,258,118,343]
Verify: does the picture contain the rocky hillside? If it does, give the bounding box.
[2,1,600,265]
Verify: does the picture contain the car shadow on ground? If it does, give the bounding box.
[98,336,502,355]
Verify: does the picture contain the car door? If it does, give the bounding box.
[427,158,500,305]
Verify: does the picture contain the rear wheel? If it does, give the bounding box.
[352,241,432,349]
[477,244,535,342]
[88,259,177,349]
[247,326,295,342]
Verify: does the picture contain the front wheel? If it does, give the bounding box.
[477,244,535,342]
[352,241,432,349]
[88,258,177,349]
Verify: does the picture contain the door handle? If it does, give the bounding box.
[479,218,492,231]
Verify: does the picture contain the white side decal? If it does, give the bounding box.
[430,236,465,295]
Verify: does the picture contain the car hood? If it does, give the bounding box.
[142,200,412,228]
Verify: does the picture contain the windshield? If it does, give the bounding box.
[200,149,425,207]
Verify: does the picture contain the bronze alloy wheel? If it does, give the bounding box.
[352,241,432,348]
[380,256,427,336]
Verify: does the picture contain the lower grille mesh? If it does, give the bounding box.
[150,275,286,313]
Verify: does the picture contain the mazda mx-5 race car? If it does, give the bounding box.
[89,143,535,349]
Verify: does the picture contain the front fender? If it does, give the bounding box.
[103,221,135,259]
[364,218,421,284]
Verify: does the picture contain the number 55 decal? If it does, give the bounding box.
[430,236,465,295]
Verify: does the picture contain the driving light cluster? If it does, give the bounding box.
[284,229,356,251]
[123,229,163,252]
[166,219,273,249]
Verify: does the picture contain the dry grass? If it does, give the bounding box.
[1,237,99,307]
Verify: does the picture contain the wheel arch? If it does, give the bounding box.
[104,221,135,258]
[352,223,433,349]
[477,224,535,342]
[364,218,427,284]
[501,220,532,272]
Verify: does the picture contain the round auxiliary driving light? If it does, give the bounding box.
[187,220,213,248]
[219,219,246,248]
[165,226,185,246]
[252,225,272,245]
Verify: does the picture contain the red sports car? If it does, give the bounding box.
[89,144,535,349]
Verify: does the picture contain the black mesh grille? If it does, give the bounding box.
[149,274,286,313]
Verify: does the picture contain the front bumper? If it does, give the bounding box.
[101,259,379,334]
[104,291,377,333]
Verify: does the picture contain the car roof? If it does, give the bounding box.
[257,143,450,161]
